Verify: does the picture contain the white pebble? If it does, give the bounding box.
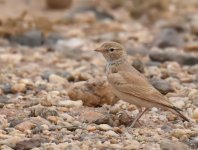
[98,124,112,131]
[58,100,83,107]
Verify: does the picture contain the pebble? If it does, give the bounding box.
[14,138,46,150]
[86,125,97,132]
[2,83,12,94]
[11,83,26,93]
[169,97,186,109]
[149,49,198,65]
[132,58,145,73]
[150,77,173,94]
[49,74,69,87]
[58,100,83,108]
[46,0,72,9]
[160,139,190,150]
[68,77,118,107]
[154,28,184,48]
[59,113,74,122]
[172,129,192,139]
[105,130,119,137]
[192,108,198,120]
[15,121,36,132]
[98,124,112,131]
[0,115,9,129]
[0,145,14,150]
[8,29,44,47]
[0,136,27,148]
[125,140,140,150]
[188,89,198,100]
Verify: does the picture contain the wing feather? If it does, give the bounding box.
[108,71,173,108]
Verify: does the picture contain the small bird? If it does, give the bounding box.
[95,41,189,127]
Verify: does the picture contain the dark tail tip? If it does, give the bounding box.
[173,106,190,122]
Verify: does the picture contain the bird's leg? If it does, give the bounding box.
[130,108,148,128]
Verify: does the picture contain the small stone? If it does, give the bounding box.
[46,0,72,9]
[49,74,69,87]
[2,83,12,94]
[132,58,144,73]
[44,32,63,47]
[15,121,36,132]
[40,94,61,107]
[31,105,58,119]
[0,145,13,150]
[68,77,118,107]
[166,113,177,121]
[189,14,198,34]
[125,140,140,150]
[41,70,56,81]
[0,136,27,148]
[118,111,133,126]
[192,108,198,120]
[108,144,123,149]
[14,138,46,150]
[105,130,119,137]
[189,137,198,149]
[188,89,198,100]
[160,139,190,150]
[172,129,192,139]
[58,100,83,108]
[60,113,74,122]
[154,28,184,48]
[47,116,60,124]
[0,96,9,104]
[86,125,97,131]
[150,77,173,94]
[169,97,186,109]
[0,88,3,96]
[0,115,9,129]
[11,83,26,93]
[8,29,44,47]
[98,124,112,131]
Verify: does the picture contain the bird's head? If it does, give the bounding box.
[94,41,126,62]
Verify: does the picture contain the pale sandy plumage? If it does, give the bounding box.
[95,41,189,127]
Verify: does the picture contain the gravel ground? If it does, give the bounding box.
[0,0,198,149]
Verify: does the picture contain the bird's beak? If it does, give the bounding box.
[94,47,105,53]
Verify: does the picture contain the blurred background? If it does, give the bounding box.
[0,0,198,150]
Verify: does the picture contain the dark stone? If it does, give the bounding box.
[94,115,110,125]
[118,111,133,126]
[41,70,56,81]
[44,33,63,47]
[9,118,24,127]
[181,55,198,66]
[150,77,174,95]
[61,71,74,81]
[34,108,58,119]
[7,29,44,47]
[14,138,47,150]
[65,6,114,21]
[0,96,9,103]
[35,84,47,92]
[132,59,145,73]
[2,83,12,94]
[149,49,198,66]
[188,137,198,149]
[154,28,184,48]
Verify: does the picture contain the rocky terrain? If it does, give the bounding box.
[0,0,198,149]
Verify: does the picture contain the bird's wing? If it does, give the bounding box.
[108,71,173,108]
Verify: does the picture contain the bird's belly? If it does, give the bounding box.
[111,87,154,108]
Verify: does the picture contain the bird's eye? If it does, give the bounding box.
[109,48,115,52]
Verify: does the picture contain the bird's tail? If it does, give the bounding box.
[171,106,190,122]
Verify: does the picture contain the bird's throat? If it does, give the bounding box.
[107,56,126,66]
